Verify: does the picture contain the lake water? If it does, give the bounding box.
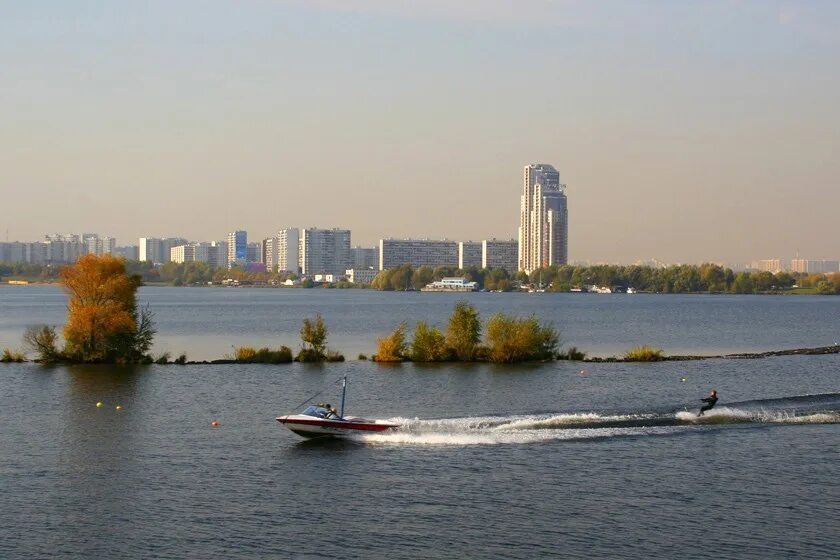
[0,286,838,559]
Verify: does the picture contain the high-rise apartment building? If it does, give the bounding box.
[750,259,784,273]
[227,230,247,268]
[351,246,378,270]
[482,238,518,272]
[458,241,482,269]
[379,239,459,271]
[519,163,568,273]
[790,259,840,273]
[300,228,351,276]
[139,237,188,264]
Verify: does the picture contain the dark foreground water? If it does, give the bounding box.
[1,286,838,559]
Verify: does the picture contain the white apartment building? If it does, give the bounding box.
[300,228,351,276]
[227,230,247,268]
[519,163,568,273]
[139,237,188,264]
[482,238,518,272]
[378,238,459,271]
[458,241,482,269]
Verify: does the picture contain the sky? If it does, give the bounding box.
[1,0,838,264]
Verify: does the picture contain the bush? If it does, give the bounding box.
[410,321,450,362]
[174,353,187,365]
[256,346,293,363]
[445,301,482,361]
[357,353,368,361]
[235,346,257,361]
[374,323,408,362]
[624,345,665,361]
[22,325,61,363]
[235,346,293,363]
[325,351,345,362]
[1,349,26,363]
[155,352,171,364]
[485,314,559,363]
[558,346,587,361]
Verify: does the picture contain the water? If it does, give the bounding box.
[0,286,838,559]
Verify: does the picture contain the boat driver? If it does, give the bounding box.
[324,404,340,419]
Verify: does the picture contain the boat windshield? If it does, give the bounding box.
[302,405,330,418]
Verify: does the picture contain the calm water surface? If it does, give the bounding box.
[0,286,838,559]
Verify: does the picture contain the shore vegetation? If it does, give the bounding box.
[623,346,665,361]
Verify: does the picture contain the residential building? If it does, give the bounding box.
[351,246,378,270]
[227,230,247,268]
[790,259,840,273]
[346,268,378,285]
[482,238,518,272]
[246,242,261,264]
[278,228,300,273]
[458,241,482,269]
[750,259,784,273]
[139,237,187,264]
[519,163,568,273]
[299,228,351,276]
[114,245,139,260]
[378,238,458,271]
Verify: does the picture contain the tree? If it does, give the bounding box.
[485,314,559,363]
[445,301,482,361]
[410,321,449,362]
[60,254,155,363]
[375,323,408,362]
[299,314,328,359]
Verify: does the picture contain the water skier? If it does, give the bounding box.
[697,389,718,417]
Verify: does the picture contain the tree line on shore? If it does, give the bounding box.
[3,260,839,294]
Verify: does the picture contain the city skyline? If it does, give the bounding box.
[2,2,840,262]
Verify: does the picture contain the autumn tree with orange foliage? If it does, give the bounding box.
[60,254,155,363]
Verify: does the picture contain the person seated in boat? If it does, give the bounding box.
[698,389,718,417]
[324,404,341,419]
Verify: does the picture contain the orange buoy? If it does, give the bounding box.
[211,421,219,427]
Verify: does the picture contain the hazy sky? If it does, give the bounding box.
[2,1,838,263]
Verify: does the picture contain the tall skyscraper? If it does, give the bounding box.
[519,163,568,273]
[227,230,247,268]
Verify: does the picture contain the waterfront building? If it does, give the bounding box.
[790,259,840,273]
[227,230,247,268]
[378,238,458,271]
[519,163,568,273]
[482,238,518,272]
[170,244,195,264]
[300,228,351,276]
[351,246,378,270]
[421,277,479,292]
[458,241,482,269]
[346,268,378,285]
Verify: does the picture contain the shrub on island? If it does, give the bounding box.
[373,322,409,362]
[373,302,560,364]
[1,349,26,363]
[295,315,344,362]
[485,314,559,363]
[623,345,665,361]
[234,346,294,364]
[557,346,587,361]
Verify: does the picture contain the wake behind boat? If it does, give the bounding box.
[277,377,399,439]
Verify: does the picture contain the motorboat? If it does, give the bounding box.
[276,377,399,439]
